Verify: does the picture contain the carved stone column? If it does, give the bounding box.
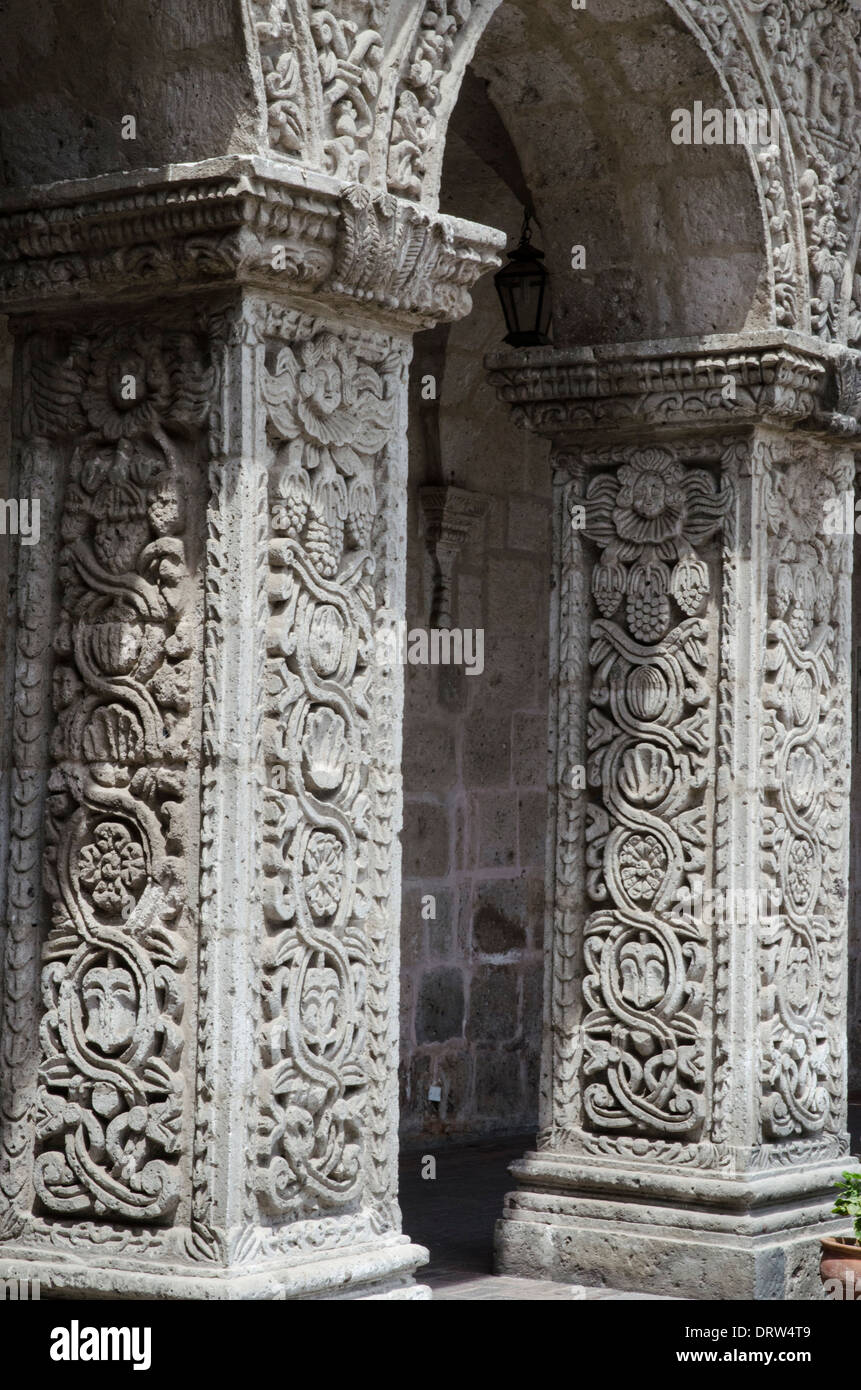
[488,334,861,1300]
[0,163,501,1299]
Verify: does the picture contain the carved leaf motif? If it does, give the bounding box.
[24,320,202,1232]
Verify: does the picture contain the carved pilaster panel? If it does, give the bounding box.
[244,306,409,1254]
[756,439,853,1153]
[548,442,731,1161]
[0,314,213,1251]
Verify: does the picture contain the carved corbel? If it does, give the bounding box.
[419,485,490,629]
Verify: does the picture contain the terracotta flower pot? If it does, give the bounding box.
[820,1236,861,1300]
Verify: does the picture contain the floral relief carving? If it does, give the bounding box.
[78,823,148,919]
[387,1,474,200]
[576,445,729,1138]
[759,444,852,1141]
[257,322,400,1224]
[587,448,730,643]
[2,321,212,1230]
[251,0,386,179]
[684,0,861,343]
[262,330,386,577]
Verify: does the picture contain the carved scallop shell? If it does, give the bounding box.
[618,743,673,806]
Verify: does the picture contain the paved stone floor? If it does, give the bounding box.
[398,1132,674,1300]
[400,1108,861,1302]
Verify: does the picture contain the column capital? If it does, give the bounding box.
[0,157,503,331]
[487,333,861,445]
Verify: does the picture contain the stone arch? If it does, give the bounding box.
[0,0,860,1305]
[244,1,861,347]
[443,0,770,344]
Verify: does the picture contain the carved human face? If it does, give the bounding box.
[631,471,668,520]
[607,450,689,550]
[309,359,343,417]
[109,352,146,410]
[82,965,137,1053]
[300,966,341,1051]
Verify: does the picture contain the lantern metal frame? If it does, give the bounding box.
[493,211,553,348]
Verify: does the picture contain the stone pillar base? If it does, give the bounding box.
[0,1239,429,1301]
[495,1154,853,1300]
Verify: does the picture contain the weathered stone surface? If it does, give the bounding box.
[472,879,528,955]
[417,967,465,1044]
[2,0,861,1304]
[490,336,861,1300]
[468,966,517,1042]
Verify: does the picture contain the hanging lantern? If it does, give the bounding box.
[494,211,552,348]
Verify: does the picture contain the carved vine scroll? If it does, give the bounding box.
[0,321,213,1233]
[560,444,730,1141]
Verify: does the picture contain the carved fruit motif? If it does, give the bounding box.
[627,665,669,722]
[308,605,345,676]
[93,517,151,574]
[81,605,143,676]
[303,707,347,792]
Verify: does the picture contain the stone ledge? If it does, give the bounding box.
[508,1149,857,1212]
[0,1237,430,1301]
[495,1212,836,1301]
[0,156,504,328]
[486,332,861,443]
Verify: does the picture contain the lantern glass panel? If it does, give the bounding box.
[494,243,552,348]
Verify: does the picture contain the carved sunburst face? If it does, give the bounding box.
[613,455,686,548]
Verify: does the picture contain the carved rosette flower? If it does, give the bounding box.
[303,831,344,918]
[78,822,147,919]
[586,449,727,643]
[80,330,211,442]
[618,833,667,902]
[83,337,171,439]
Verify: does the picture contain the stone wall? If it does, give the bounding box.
[399,129,552,1146]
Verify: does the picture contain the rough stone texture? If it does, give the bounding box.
[851,529,861,1101]
[0,1,260,186]
[399,125,551,1144]
[471,0,767,346]
[0,20,505,1289]
[489,336,861,1301]
[1,0,861,1304]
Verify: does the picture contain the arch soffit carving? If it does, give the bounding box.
[246,0,861,345]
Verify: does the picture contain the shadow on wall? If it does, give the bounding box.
[398,0,770,1149]
[399,91,551,1145]
[464,0,770,347]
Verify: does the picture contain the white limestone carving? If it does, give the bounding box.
[0,245,447,1297]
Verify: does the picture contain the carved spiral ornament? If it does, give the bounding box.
[257,326,398,1222]
[580,447,729,1139]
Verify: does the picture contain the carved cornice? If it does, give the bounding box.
[241,2,861,346]
[486,334,861,443]
[0,157,503,329]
